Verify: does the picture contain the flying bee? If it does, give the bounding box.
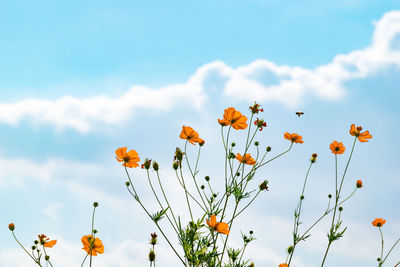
[296,111,304,117]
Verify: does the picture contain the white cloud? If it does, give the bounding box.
[0,11,399,133]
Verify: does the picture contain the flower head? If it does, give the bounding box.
[372,218,386,228]
[350,124,372,142]
[218,107,248,130]
[235,153,256,165]
[81,235,104,256]
[206,215,230,235]
[254,118,267,131]
[38,234,57,248]
[249,102,264,114]
[150,232,158,245]
[311,153,318,163]
[330,141,345,154]
[356,180,363,188]
[279,264,288,267]
[179,126,203,145]
[8,223,15,231]
[284,132,304,144]
[115,147,140,168]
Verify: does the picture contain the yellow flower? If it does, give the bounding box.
[81,235,104,256]
[115,147,140,168]
[206,215,230,235]
[235,153,256,165]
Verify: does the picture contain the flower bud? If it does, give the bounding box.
[300,195,304,200]
[338,206,343,211]
[8,223,15,231]
[125,181,130,187]
[149,249,156,262]
[93,202,99,207]
[287,245,294,254]
[356,180,363,188]
[175,148,184,161]
[254,141,259,146]
[93,229,98,234]
[200,185,205,190]
[152,161,159,171]
[328,194,332,198]
[231,142,236,147]
[150,232,158,245]
[311,153,317,163]
[143,158,152,170]
[266,146,271,152]
[205,176,210,181]
[45,255,50,261]
[172,161,179,170]
[259,180,269,191]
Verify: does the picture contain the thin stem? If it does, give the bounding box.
[80,254,89,267]
[156,170,179,230]
[184,141,208,211]
[379,227,384,262]
[288,162,313,266]
[174,170,206,212]
[125,186,187,266]
[381,238,400,265]
[89,205,96,267]
[179,166,194,222]
[11,231,40,265]
[147,170,178,234]
[42,246,54,267]
[228,190,261,223]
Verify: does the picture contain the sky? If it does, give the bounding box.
[1,1,400,266]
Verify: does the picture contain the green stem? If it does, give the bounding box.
[184,141,208,211]
[12,231,41,265]
[381,238,400,265]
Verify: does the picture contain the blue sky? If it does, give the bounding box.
[1,1,400,266]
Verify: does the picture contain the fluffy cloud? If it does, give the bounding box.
[0,11,399,133]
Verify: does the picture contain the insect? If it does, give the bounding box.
[296,111,304,117]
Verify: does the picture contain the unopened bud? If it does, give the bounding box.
[152,161,159,171]
[259,180,269,191]
[266,146,271,152]
[8,223,15,231]
[93,202,99,207]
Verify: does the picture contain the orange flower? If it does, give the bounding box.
[284,132,304,144]
[179,126,203,145]
[81,235,104,256]
[330,141,345,154]
[356,180,363,188]
[279,264,288,267]
[350,124,372,142]
[206,215,230,235]
[38,234,57,248]
[115,147,140,168]
[235,153,256,165]
[372,218,386,227]
[218,107,248,130]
